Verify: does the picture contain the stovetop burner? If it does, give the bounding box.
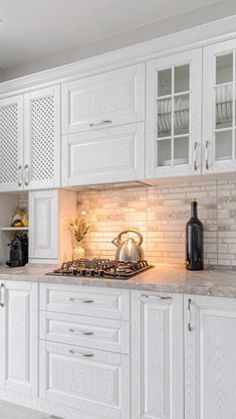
[47,258,152,279]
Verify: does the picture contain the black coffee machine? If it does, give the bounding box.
[6,234,28,268]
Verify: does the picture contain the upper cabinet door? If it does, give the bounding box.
[203,40,236,173]
[24,86,60,190]
[0,95,24,192]
[61,64,145,134]
[146,49,202,178]
[62,123,145,186]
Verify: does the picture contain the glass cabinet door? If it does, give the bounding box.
[146,49,202,178]
[203,40,236,173]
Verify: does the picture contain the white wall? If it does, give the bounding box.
[3,0,236,81]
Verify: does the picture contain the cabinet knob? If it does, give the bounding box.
[69,297,94,304]
[187,298,192,332]
[17,165,22,187]
[69,349,94,358]
[141,294,172,301]
[69,328,94,336]
[205,141,209,170]
[193,142,198,171]
[89,119,112,128]
[0,283,6,307]
[24,164,30,186]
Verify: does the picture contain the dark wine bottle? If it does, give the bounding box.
[186,200,204,271]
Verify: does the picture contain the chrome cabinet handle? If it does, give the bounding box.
[24,164,29,186]
[0,283,6,307]
[69,298,94,304]
[17,165,22,187]
[187,298,192,332]
[69,328,94,336]
[89,119,112,128]
[193,142,198,171]
[141,294,172,301]
[205,141,209,170]
[69,349,94,358]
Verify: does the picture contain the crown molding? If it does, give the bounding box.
[1,14,236,97]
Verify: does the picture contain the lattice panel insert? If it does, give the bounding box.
[31,95,55,181]
[0,104,18,184]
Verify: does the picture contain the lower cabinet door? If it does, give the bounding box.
[185,295,236,419]
[131,291,184,419]
[62,123,145,186]
[0,281,38,397]
[39,341,130,419]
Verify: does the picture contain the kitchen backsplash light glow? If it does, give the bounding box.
[76,177,236,267]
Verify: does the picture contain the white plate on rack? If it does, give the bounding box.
[162,158,188,166]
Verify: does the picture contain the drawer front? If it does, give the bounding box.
[61,64,145,134]
[40,311,130,354]
[39,341,130,419]
[40,283,130,320]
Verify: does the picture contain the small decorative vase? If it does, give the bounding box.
[72,243,85,260]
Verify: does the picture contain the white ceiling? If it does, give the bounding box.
[0,0,225,71]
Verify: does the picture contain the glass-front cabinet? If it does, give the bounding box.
[203,40,236,173]
[146,49,202,178]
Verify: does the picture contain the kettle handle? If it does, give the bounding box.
[116,230,143,247]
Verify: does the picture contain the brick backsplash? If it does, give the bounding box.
[77,177,236,267]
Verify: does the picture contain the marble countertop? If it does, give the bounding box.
[0,263,236,297]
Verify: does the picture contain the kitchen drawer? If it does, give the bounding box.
[39,340,130,419]
[40,283,130,320]
[40,311,130,354]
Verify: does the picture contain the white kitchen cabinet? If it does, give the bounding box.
[0,86,60,193]
[39,341,130,419]
[62,123,145,186]
[24,86,61,189]
[131,291,184,419]
[62,64,145,134]
[146,49,202,178]
[185,295,236,419]
[0,281,38,398]
[29,190,58,262]
[203,39,236,174]
[0,95,24,192]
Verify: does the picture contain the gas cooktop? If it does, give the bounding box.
[47,258,152,279]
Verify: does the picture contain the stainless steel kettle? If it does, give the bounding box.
[112,230,144,262]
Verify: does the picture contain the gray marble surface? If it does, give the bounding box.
[0,263,236,297]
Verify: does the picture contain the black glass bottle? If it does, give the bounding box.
[186,200,204,270]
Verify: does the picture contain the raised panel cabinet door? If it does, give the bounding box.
[0,281,38,398]
[0,95,24,192]
[29,190,58,261]
[62,123,145,186]
[185,295,236,419]
[203,39,236,174]
[39,341,130,419]
[131,291,184,419]
[146,48,202,179]
[61,64,145,134]
[24,86,60,190]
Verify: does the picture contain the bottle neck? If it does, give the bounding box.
[191,202,198,218]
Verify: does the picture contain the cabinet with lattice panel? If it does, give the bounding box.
[24,86,60,190]
[0,95,24,192]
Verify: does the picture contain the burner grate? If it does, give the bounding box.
[47,258,152,279]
